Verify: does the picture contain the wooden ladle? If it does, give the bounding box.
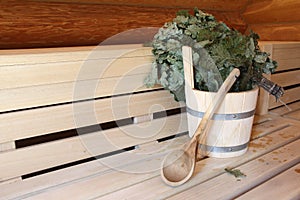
[161,68,240,186]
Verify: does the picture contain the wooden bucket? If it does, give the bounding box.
[183,46,259,158]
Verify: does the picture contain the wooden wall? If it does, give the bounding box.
[243,0,300,41]
[0,0,299,49]
[0,0,247,49]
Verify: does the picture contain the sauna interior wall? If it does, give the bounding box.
[1,0,299,49]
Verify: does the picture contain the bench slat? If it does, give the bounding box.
[168,139,300,200]
[0,44,145,66]
[0,49,153,90]
[273,58,300,71]
[0,136,188,199]
[284,109,300,121]
[0,115,274,198]
[271,70,300,87]
[260,42,300,71]
[0,74,160,112]
[22,119,299,200]
[0,90,182,143]
[273,43,300,60]
[0,113,187,181]
[1,55,152,90]
[2,116,297,200]
[237,163,300,200]
[269,87,300,109]
[96,126,300,200]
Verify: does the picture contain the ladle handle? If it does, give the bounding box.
[193,68,240,141]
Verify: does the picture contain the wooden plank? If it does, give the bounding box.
[272,43,300,61]
[274,58,300,71]
[0,177,22,186]
[0,44,146,66]
[0,113,187,181]
[0,47,153,89]
[255,43,272,115]
[0,90,183,143]
[0,136,188,199]
[0,141,15,152]
[251,116,291,139]
[0,115,271,196]
[0,1,247,49]
[36,124,298,199]
[269,87,300,109]
[247,24,300,41]
[0,2,171,49]
[285,110,300,121]
[7,119,300,199]
[271,70,300,87]
[32,0,249,11]
[272,42,300,71]
[0,74,161,112]
[270,101,300,116]
[258,42,300,71]
[243,0,300,24]
[168,139,300,200]
[259,41,300,49]
[237,164,300,200]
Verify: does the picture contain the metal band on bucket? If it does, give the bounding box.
[187,107,255,120]
[199,142,249,153]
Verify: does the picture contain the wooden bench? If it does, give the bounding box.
[0,43,299,199]
[257,42,300,116]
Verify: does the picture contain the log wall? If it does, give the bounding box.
[0,0,247,49]
[0,0,299,49]
[243,0,300,41]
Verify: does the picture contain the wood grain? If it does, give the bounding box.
[237,164,300,200]
[0,90,182,143]
[0,1,246,49]
[243,0,300,41]
[246,24,300,41]
[1,115,297,199]
[269,87,300,109]
[32,0,249,11]
[70,125,300,200]
[243,0,300,24]
[0,114,187,181]
[271,70,300,87]
[168,139,300,200]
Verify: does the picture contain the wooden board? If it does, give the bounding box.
[271,70,300,87]
[284,109,300,121]
[0,113,187,181]
[0,44,145,66]
[0,90,182,143]
[1,115,298,199]
[269,87,300,109]
[247,24,300,41]
[28,121,299,199]
[270,101,300,116]
[0,45,159,112]
[273,43,300,61]
[0,141,15,152]
[32,0,249,11]
[0,46,153,89]
[0,1,246,49]
[0,74,160,112]
[259,42,300,71]
[243,0,300,24]
[237,164,300,200]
